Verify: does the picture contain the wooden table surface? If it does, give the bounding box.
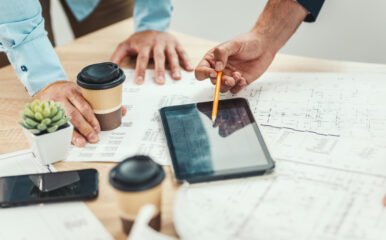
[1,18,386,239]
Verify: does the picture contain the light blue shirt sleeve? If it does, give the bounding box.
[134,0,173,33]
[0,0,67,96]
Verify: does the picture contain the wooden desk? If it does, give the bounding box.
[1,19,386,239]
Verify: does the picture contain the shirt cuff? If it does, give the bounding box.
[296,0,325,22]
[134,0,173,33]
[5,36,68,96]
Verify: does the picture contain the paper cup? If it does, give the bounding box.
[109,155,165,234]
[77,62,125,131]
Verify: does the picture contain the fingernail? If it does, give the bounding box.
[187,62,194,70]
[173,71,181,79]
[157,76,165,84]
[215,61,223,71]
[75,137,85,147]
[94,126,100,133]
[136,76,144,84]
[88,131,99,143]
[210,73,216,78]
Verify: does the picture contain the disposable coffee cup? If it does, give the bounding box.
[77,62,125,131]
[109,155,165,234]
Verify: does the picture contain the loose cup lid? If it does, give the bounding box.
[109,155,165,192]
[77,62,125,90]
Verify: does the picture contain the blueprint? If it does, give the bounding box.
[174,159,386,240]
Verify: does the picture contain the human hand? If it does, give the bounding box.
[195,0,308,94]
[195,32,275,94]
[383,195,386,206]
[111,30,193,84]
[34,81,127,147]
[33,81,100,147]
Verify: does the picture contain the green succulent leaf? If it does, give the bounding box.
[43,108,51,117]
[37,123,47,131]
[25,118,38,127]
[43,101,49,109]
[19,121,33,129]
[34,112,43,121]
[55,102,62,109]
[47,125,58,133]
[29,129,41,135]
[52,110,64,122]
[54,119,66,127]
[49,105,58,117]
[33,106,42,113]
[41,118,52,125]
[24,108,35,118]
[31,99,40,108]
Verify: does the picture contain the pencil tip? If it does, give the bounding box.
[212,116,216,123]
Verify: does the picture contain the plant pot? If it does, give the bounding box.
[23,124,74,165]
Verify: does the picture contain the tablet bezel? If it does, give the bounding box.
[160,98,275,183]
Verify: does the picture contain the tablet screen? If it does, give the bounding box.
[161,98,274,182]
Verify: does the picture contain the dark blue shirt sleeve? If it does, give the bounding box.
[296,0,325,22]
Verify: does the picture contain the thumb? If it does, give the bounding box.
[213,40,241,71]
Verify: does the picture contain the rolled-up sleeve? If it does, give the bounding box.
[134,0,173,33]
[296,0,325,22]
[0,0,67,96]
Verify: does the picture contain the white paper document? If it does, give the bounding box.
[0,150,53,176]
[67,69,214,165]
[273,129,386,177]
[0,150,113,240]
[174,159,386,240]
[66,71,386,166]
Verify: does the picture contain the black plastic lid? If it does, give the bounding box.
[109,155,165,192]
[77,62,125,90]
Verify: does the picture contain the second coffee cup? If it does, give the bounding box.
[77,62,125,131]
[109,155,165,235]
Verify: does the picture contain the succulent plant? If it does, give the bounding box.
[19,100,71,135]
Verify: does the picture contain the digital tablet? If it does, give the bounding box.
[160,98,275,183]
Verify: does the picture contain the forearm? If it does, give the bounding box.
[252,0,308,54]
[0,0,67,96]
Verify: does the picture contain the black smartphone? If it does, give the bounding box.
[160,98,275,183]
[0,168,98,208]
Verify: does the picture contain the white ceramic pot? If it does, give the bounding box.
[23,124,74,165]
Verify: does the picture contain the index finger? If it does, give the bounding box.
[69,91,100,132]
[134,47,151,84]
[111,42,129,65]
[195,58,217,81]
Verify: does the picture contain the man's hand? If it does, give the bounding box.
[195,33,274,94]
[33,81,100,147]
[195,0,308,93]
[111,30,193,84]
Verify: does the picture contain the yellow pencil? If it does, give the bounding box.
[211,71,222,123]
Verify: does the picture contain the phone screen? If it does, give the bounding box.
[160,98,275,183]
[0,169,98,207]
